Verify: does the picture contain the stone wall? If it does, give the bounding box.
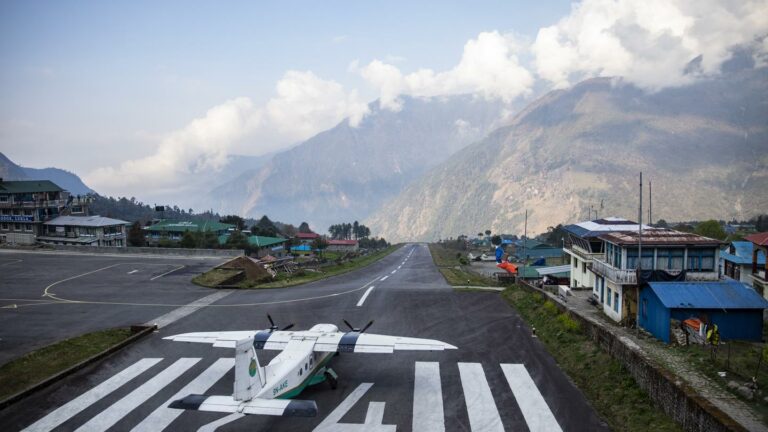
[519,281,745,432]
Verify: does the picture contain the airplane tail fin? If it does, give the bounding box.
[169,395,317,417]
[234,337,264,401]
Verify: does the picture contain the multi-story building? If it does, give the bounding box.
[37,215,128,247]
[590,229,723,323]
[721,241,765,285]
[143,220,234,245]
[562,217,650,294]
[744,232,768,297]
[0,179,72,244]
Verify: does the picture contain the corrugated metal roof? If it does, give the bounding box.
[44,215,129,227]
[249,235,286,247]
[564,217,653,239]
[721,241,765,265]
[745,232,768,247]
[600,228,724,247]
[144,220,234,233]
[535,265,572,276]
[647,280,768,309]
[0,180,64,193]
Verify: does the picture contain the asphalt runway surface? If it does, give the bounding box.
[0,245,609,431]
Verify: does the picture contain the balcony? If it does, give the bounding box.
[0,199,68,208]
[564,244,603,263]
[591,258,637,285]
[752,269,767,282]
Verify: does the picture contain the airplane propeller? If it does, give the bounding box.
[267,314,295,332]
[343,319,374,333]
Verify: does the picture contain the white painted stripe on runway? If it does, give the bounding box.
[501,364,562,432]
[365,402,387,425]
[150,265,185,280]
[458,362,504,432]
[145,290,232,328]
[76,358,200,432]
[22,358,162,432]
[198,413,245,432]
[314,383,374,431]
[391,270,397,274]
[131,358,234,432]
[356,286,375,307]
[413,362,445,432]
[127,269,139,274]
[380,275,389,281]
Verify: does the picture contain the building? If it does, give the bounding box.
[143,220,234,245]
[591,229,723,323]
[327,239,359,252]
[0,179,90,245]
[563,217,650,293]
[638,280,768,343]
[38,215,129,247]
[510,239,565,264]
[294,232,320,245]
[721,241,765,284]
[216,234,288,257]
[744,232,768,297]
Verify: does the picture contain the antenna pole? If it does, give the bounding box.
[648,180,652,226]
[522,209,527,283]
[638,172,643,271]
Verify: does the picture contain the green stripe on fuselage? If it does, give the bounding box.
[276,353,335,399]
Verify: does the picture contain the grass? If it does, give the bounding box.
[0,327,133,401]
[668,333,768,423]
[238,245,400,289]
[191,268,242,288]
[428,243,497,287]
[502,285,682,432]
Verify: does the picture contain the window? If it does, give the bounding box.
[582,262,586,274]
[14,223,20,231]
[24,224,32,231]
[614,292,620,313]
[304,362,308,371]
[0,223,7,230]
[23,209,32,216]
[573,257,578,268]
[607,288,612,306]
[298,369,302,376]
[0,195,7,202]
[656,248,684,270]
[627,248,653,269]
[688,249,715,271]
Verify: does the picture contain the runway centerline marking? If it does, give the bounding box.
[356,286,375,307]
[22,358,161,432]
[380,276,389,281]
[458,362,504,432]
[391,270,397,274]
[145,290,234,328]
[150,265,185,280]
[127,270,139,274]
[501,364,562,432]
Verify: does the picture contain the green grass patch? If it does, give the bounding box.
[502,285,682,432]
[0,327,133,401]
[242,246,400,289]
[191,268,242,287]
[429,243,496,287]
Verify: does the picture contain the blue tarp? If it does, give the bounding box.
[646,280,768,310]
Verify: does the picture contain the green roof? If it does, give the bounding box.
[216,234,287,247]
[144,219,234,233]
[517,266,569,278]
[0,180,64,193]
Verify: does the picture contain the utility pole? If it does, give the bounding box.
[648,180,653,226]
[522,209,528,283]
[637,172,643,333]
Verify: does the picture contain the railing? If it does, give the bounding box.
[752,270,767,282]
[591,258,637,285]
[0,199,68,208]
[565,244,603,262]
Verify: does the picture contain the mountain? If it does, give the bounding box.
[0,152,94,195]
[367,66,768,242]
[210,95,509,231]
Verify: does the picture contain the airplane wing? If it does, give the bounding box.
[163,330,291,349]
[314,332,458,353]
[169,394,316,417]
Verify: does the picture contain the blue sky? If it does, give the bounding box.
[1,0,766,200]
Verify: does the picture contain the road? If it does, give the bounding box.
[0,244,609,431]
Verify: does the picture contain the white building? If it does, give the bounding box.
[38,215,129,247]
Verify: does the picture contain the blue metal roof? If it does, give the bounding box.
[647,280,768,310]
[721,241,765,265]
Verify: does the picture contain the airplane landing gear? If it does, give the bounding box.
[325,368,338,389]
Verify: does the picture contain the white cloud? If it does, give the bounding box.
[360,31,535,110]
[85,71,369,198]
[531,0,768,90]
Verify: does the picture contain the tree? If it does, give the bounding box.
[491,235,502,246]
[128,221,145,246]
[180,231,196,248]
[655,219,669,228]
[694,220,727,240]
[298,222,312,233]
[540,224,568,247]
[252,215,278,237]
[226,230,250,250]
[220,215,245,231]
[485,230,491,237]
[312,237,328,256]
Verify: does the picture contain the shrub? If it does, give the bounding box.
[557,313,580,332]
[458,257,469,265]
[543,300,559,315]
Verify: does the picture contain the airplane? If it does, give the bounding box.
[165,315,457,417]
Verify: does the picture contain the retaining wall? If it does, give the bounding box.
[20,244,244,257]
[518,281,745,432]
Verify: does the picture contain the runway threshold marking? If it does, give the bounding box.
[22,358,162,432]
[458,362,504,432]
[501,364,562,432]
[356,286,375,307]
[197,413,245,432]
[150,265,185,281]
[145,290,234,328]
[132,358,235,432]
[76,358,200,432]
[413,362,445,432]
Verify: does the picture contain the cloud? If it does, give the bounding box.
[531,0,768,90]
[360,31,535,110]
[85,71,369,198]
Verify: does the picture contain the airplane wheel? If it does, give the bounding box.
[325,371,338,389]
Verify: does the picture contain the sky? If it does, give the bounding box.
[1,0,767,201]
